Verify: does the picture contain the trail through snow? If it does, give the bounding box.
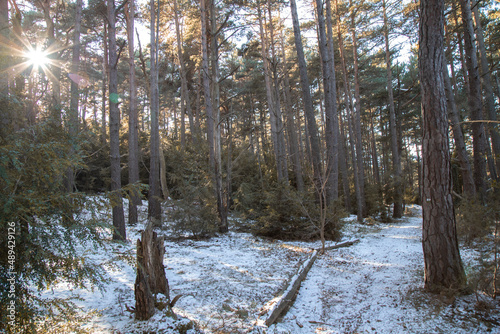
[39,204,499,333]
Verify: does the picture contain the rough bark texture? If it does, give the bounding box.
[148,0,162,224]
[419,0,466,293]
[135,222,170,320]
[289,0,323,195]
[126,0,141,225]
[459,0,488,200]
[382,0,403,218]
[107,0,126,241]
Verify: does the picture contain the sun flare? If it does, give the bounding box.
[25,47,50,69]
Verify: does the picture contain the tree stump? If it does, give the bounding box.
[135,220,170,320]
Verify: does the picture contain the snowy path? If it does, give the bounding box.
[39,204,499,333]
[270,207,497,334]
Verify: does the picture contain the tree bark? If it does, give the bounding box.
[419,0,466,293]
[148,0,162,224]
[135,222,170,320]
[126,0,141,225]
[382,0,403,218]
[107,0,126,241]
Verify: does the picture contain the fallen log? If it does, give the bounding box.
[264,250,318,326]
[318,238,360,252]
[262,238,360,327]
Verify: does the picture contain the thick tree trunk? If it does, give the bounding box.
[382,0,403,218]
[459,0,489,200]
[289,0,323,196]
[148,0,162,224]
[126,0,141,225]
[419,0,466,293]
[107,0,126,241]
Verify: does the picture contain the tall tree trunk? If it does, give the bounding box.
[419,0,466,293]
[126,0,141,225]
[210,0,228,233]
[472,5,500,180]
[317,0,339,204]
[382,0,403,218]
[370,107,381,188]
[350,1,366,218]
[443,60,476,197]
[101,23,108,145]
[66,0,82,193]
[201,0,227,233]
[336,0,364,221]
[459,0,488,200]
[281,34,305,192]
[267,0,288,183]
[107,0,126,240]
[257,2,281,182]
[174,0,194,148]
[289,0,323,196]
[148,0,162,224]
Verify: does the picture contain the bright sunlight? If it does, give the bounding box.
[25,47,50,69]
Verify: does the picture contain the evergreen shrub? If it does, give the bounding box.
[0,122,109,332]
[240,182,344,241]
[164,142,218,238]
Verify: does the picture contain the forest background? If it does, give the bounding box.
[0,0,499,331]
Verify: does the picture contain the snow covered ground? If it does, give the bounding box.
[39,203,500,333]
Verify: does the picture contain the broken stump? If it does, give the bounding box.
[135,220,170,320]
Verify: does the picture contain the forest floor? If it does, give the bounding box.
[39,202,500,333]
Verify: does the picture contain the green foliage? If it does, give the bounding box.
[456,199,494,243]
[165,142,218,238]
[239,182,344,241]
[0,122,110,332]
